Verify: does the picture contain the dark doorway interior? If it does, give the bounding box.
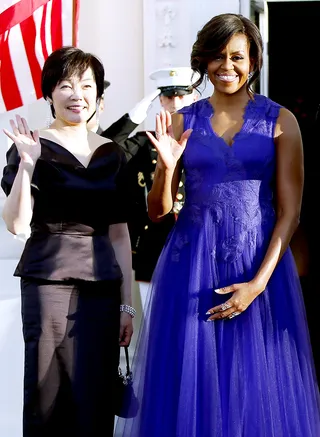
[268,1,320,381]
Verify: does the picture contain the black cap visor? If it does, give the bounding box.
[159,86,192,97]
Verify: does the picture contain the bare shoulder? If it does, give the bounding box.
[38,128,55,139]
[88,131,126,159]
[172,112,184,140]
[88,130,112,146]
[275,107,301,139]
[38,128,63,145]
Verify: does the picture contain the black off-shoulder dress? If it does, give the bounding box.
[1,138,128,437]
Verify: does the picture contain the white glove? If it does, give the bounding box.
[128,89,161,124]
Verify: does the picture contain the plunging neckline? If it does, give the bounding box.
[39,137,110,169]
[205,97,252,148]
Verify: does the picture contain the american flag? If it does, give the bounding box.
[0,0,80,113]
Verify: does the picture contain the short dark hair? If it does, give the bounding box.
[41,46,105,103]
[191,13,263,93]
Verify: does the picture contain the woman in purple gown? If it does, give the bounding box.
[115,13,320,436]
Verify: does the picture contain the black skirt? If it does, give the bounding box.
[20,277,121,437]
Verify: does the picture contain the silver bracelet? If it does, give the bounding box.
[120,304,136,318]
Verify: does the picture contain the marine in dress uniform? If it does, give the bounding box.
[101,68,199,286]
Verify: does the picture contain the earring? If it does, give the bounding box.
[46,99,53,128]
[95,102,100,127]
[247,72,253,81]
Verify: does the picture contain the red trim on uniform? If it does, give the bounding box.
[1,32,23,110]
[20,16,43,99]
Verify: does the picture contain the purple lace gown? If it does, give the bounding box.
[115,95,320,436]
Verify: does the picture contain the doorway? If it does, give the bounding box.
[267,0,320,380]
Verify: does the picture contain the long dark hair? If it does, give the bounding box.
[191,13,263,93]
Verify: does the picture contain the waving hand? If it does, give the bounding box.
[146,110,192,171]
[3,115,41,166]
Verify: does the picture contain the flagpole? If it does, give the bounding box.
[72,0,80,46]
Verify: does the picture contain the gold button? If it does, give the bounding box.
[179,181,183,187]
[152,159,157,164]
[151,172,155,180]
[144,225,148,230]
[176,193,183,200]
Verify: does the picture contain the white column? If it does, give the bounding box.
[0,206,26,437]
[78,0,144,129]
[0,113,27,437]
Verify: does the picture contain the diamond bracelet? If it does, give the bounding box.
[120,304,136,318]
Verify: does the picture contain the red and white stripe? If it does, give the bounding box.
[0,0,79,113]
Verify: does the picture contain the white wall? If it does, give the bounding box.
[142,0,241,129]
[0,0,243,436]
[78,0,144,129]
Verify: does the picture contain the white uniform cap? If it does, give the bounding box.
[149,67,200,96]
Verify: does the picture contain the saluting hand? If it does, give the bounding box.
[146,110,192,171]
[3,115,41,166]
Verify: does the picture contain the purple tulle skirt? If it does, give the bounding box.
[115,95,320,436]
[115,205,320,436]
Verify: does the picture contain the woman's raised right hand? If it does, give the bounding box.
[146,110,192,171]
[3,115,41,166]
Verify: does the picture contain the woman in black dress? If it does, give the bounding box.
[1,46,134,437]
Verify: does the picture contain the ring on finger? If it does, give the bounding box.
[228,311,241,319]
[220,303,231,311]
